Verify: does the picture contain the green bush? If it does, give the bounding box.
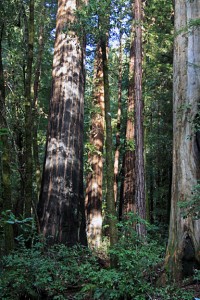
[0,217,195,299]
[0,243,99,299]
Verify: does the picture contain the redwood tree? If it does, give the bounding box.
[134,0,146,236]
[165,0,200,281]
[121,11,136,217]
[85,43,104,248]
[100,1,118,251]
[37,0,87,246]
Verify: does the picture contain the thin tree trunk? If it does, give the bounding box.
[114,32,123,204]
[32,0,45,203]
[121,11,136,217]
[24,0,34,217]
[85,43,104,249]
[0,24,14,253]
[134,0,146,236]
[37,0,87,246]
[101,28,118,253]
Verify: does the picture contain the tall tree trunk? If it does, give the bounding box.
[32,0,45,203]
[165,0,200,281]
[114,32,122,204]
[0,24,14,253]
[134,0,146,236]
[121,12,136,216]
[37,0,87,246]
[24,0,34,217]
[101,16,118,253]
[85,43,104,249]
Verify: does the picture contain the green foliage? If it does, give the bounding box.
[178,184,200,220]
[125,139,135,151]
[0,244,99,300]
[194,268,200,281]
[144,0,173,230]
[85,142,103,157]
[1,218,194,300]
[188,18,200,29]
[0,128,9,136]
[0,210,35,250]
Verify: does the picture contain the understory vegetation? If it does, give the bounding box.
[0,216,197,300]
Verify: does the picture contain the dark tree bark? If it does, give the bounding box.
[134,0,146,236]
[24,0,34,217]
[85,43,104,249]
[0,23,14,253]
[37,0,87,246]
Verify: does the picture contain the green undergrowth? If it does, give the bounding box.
[0,219,195,300]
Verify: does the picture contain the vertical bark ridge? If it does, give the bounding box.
[165,0,200,281]
[121,8,136,216]
[134,0,146,236]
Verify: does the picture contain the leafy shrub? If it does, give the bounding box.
[0,243,99,299]
[0,216,195,299]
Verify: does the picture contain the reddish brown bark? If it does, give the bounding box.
[134,0,146,236]
[121,14,136,216]
[85,44,104,248]
[101,32,118,253]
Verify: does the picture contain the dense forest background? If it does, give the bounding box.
[0,0,200,299]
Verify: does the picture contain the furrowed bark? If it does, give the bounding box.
[165,0,200,281]
[134,0,146,236]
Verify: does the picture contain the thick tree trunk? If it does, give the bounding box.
[134,0,146,236]
[85,43,104,249]
[165,0,200,281]
[38,0,87,246]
